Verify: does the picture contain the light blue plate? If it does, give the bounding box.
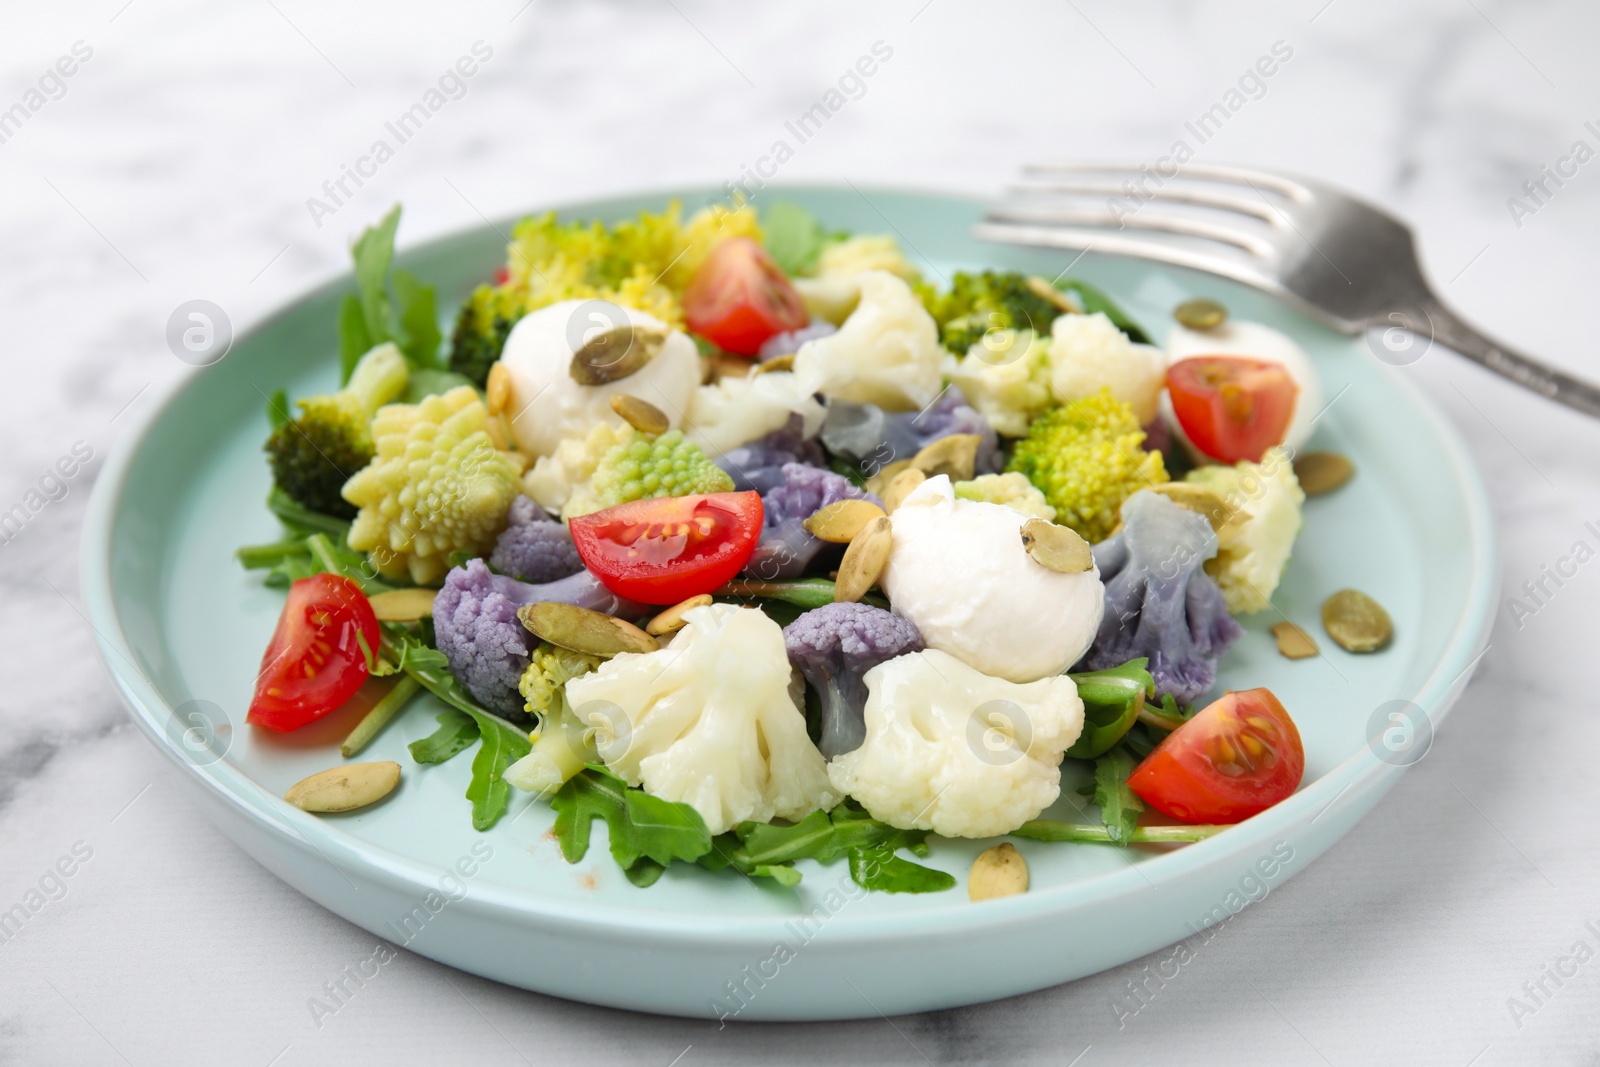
[81,186,1497,1020]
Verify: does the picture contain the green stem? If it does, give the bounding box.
[236,538,311,569]
[717,578,889,611]
[267,487,352,538]
[1137,707,1188,732]
[305,533,398,595]
[1010,820,1225,844]
[341,675,422,758]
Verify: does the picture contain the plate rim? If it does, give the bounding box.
[81,182,1499,945]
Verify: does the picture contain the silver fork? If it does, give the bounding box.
[975,161,1600,418]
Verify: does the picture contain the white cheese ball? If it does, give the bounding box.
[881,476,1105,684]
[1166,319,1323,453]
[498,299,700,459]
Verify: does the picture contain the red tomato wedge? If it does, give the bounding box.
[1167,356,1298,464]
[1128,688,1305,824]
[682,237,808,355]
[247,573,379,732]
[569,492,764,605]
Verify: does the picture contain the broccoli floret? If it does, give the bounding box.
[744,463,881,580]
[953,472,1057,520]
[1082,491,1243,704]
[432,558,643,717]
[502,642,605,793]
[447,283,522,387]
[565,429,734,519]
[820,386,1002,477]
[714,414,827,494]
[923,271,1066,354]
[783,602,924,758]
[265,344,409,519]
[341,386,522,585]
[489,496,583,584]
[1006,390,1167,544]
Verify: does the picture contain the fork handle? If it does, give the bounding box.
[1409,294,1600,418]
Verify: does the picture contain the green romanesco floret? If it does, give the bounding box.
[265,343,410,519]
[341,385,521,585]
[1006,391,1168,544]
[447,282,523,388]
[1186,447,1305,614]
[564,429,734,519]
[953,472,1058,520]
[922,271,1067,354]
[504,643,605,794]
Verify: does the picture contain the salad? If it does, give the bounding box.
[237,198,1367,898]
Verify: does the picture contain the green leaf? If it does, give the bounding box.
[393,268,441,368]
[462,707,531,831]
[761,201,827,277]
[353,205,403,350]
[266,388,291,430]
[338,293,373,385]
[1055,278,1151,344]
[401,367,474,403]
[550,768,713,879]
[623,858,666,888]
[408,709,480,764]
[267,487,352,539]
[848,845,955,894]
[1065,659,1153,760]
[1092,747,1144,845]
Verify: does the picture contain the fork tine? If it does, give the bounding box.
[1022,161,1314,202]
[1006,180,1283,225]
[985,203,1278,259]
[971,220,1281,295]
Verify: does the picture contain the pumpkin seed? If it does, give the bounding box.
[753,353,795,374]
[365,587,438,622]
[1174,298,1227,331]
[569,324,668,386]
[645,594,712,637]
[1148,483,1235,531]
[285,761,401,813]
[803,499,887,543]
[911,434,981,481]
[1294,451,1355,497]
[882,468,927,513]
[518,601,659,657]
[1026,276,1080,315]
[1270,621,1319,660]
[865,459,913,499]
[969,842,1028,901]
[1020,518,1094,573]
[486,362,512,415]
[609,393,670,435]
[834,516,892,602]
[1322,589,1392,653]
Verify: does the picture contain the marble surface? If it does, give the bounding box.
[4,0,1600,1063]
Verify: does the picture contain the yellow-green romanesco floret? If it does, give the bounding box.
[504,643,605,794]
[953,472,1058,520]
[563,429,734,520]
[520,643,603,717]
[342,386,521,585]
[1186,446,1305,614]
[1006,390,1167,543]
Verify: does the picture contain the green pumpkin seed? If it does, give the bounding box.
[1293,452,1355,497]
[569,324,668,385]
[609,393,670,435]
[518,601,658,657]
[834,517,892,602]
[1322,589,1392,653]
[803,499,887,543]
[1270,621,1319,660]
[1174,298,1227,331]
[1020,518,1094,574]
[911,433,981,481]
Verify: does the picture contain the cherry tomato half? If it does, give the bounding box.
[569,492,763,605]
[246,573,379,732]
[1167,356,1298,464]
[1127,688,1305,824]
[682,237,808,356]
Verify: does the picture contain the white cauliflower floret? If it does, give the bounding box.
[815,234,920,283]
[1048,312,1166,425]
[565,604,838,835]
[521,422,632,515]
[791,270,942,412]
[497,299,700,459]
[1186,446,1305,614]
[827,650,1085,838]
[682,369,827,456]
[883,476,1103,683]
[942,328,1054,437]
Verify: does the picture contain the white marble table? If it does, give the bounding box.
[3,1,1598,1063]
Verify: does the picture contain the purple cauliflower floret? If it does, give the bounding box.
[758,321,836,361]
[1081,491,1244,704]
[743,463,881,580]
[821,385,1002,477]
[432,558,645,717]
[783,603,924,758]
[490,496,583,584]
[715,413,827,494]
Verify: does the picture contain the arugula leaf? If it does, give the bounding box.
[338,205,443,381]
[338,294,373,383]
[401,367,473,403]
[761,201,826,277]
[266,487,351,539]
[392,269,440,369]
[550,768,713,881]
[848,844,955,894]
[408,709,480,764]
[1055,278,1151,344]
[463,706,530,831]
[266,388,291,430]
[1065,659,1153,760]
[1092,747,1144,845]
